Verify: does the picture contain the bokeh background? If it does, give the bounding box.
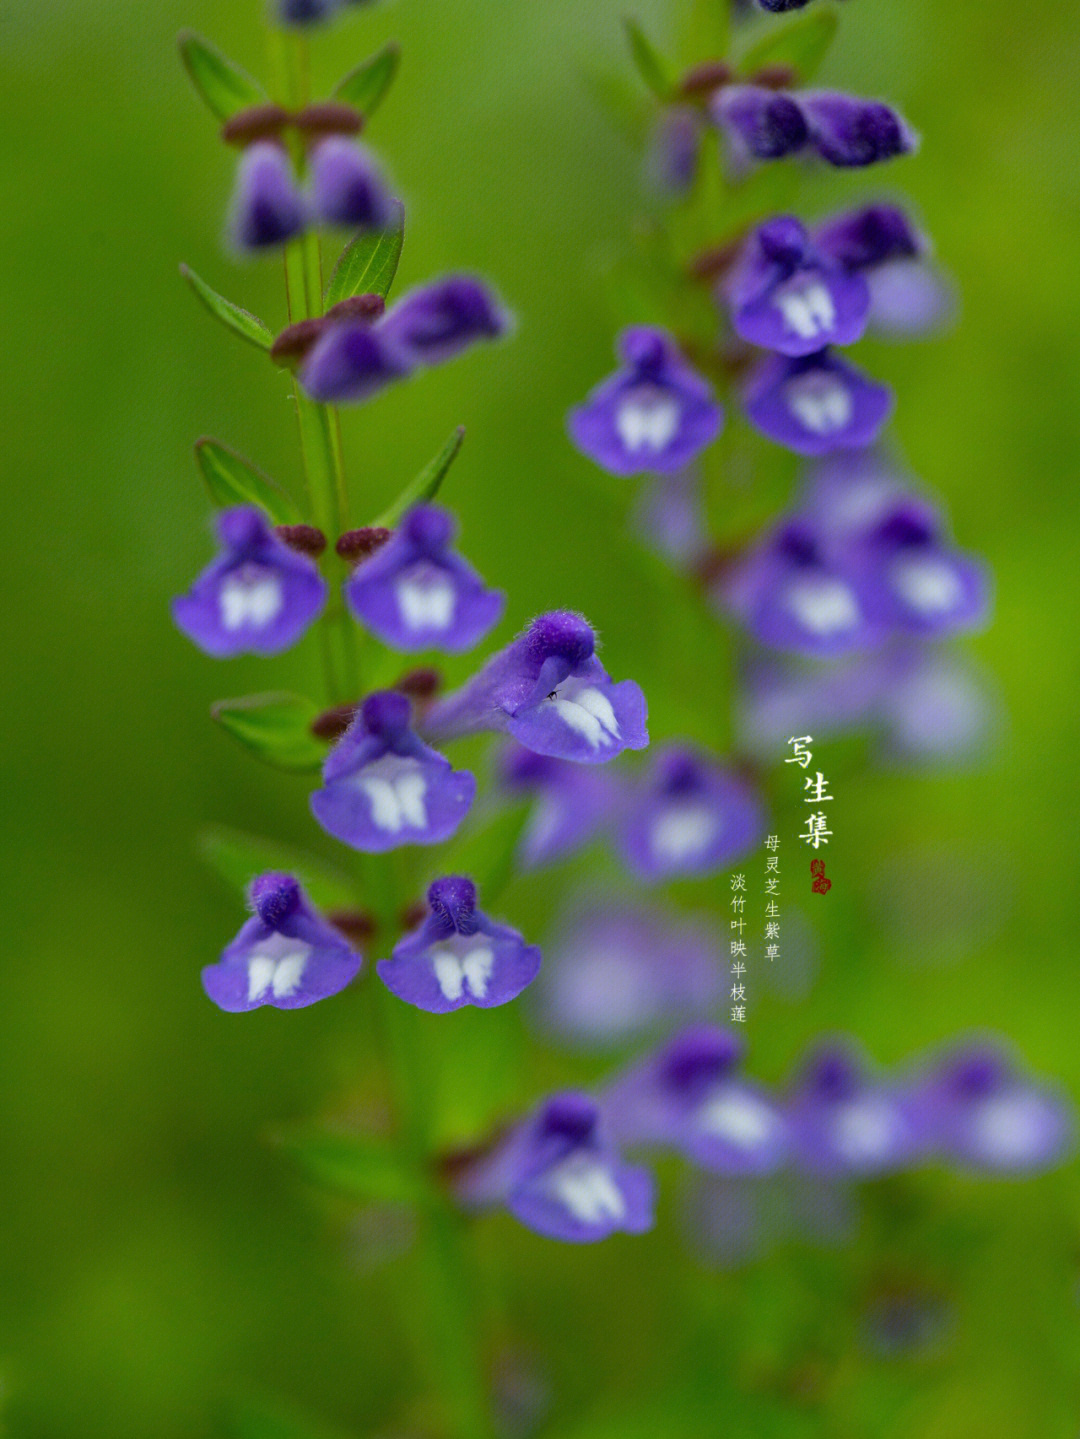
[3,1,1080,1435]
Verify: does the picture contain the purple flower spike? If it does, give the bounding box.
[299,321,413,404]
[172,506,328,658]
[458,1092,655,1243]
[727,216,871,357]
[800,92,918,168]
[537,899,722,1048]
[203,873,361,1012]
[310,691,475,852]
[309,138,394,230]
[710,85,809,162]
[786,1041,923,1176]
[604,1027,790,1175]
[618,746,766,882]
[858,501,991,638]
[500,745,615,869]
[723,517,883,658]
[377,876,541,1013]
[568,327,723,477]
[344,504,505,653]
[229,142,307,251]
[424,611,649,763]
[380,276,510,367]
[745,349,893,455]
[916,1042,1073,1174]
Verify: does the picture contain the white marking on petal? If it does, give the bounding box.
[220,569,284,631]
[832,1098,896,1163]
[785,372,853,435]
[787,579,860,636]
[246,934,313,1003]
[651,804,716,863]
[430,939,495,1002]
[890,557,963,615]
[775,279,837,340]
[396,570,457,631]
[971,1093,1043,1165]
[697,1091,777,1149]
[353,755,429,833]
[550,686,621,750]
[546,1155,626,1225]
[615,386,681,454]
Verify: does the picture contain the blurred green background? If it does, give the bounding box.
[3,0,1080,1435]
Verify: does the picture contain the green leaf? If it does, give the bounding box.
[371,427,465,527]
[738,9,839,84]
[177,30,267,123]
[332,41,401,118]
[194,439,301,526]
[211,693,328,773]
[278,1128,427,1204]
[180,265,274,351]
[323,199,405,308]
[199,826,357,914]
[623,18,671,99]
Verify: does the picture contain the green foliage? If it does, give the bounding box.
[371,426,465,526]
[332,42,402,118]
[323,200,405,308]
[194,439,301,525]
[198,825,357,913]
[210,693,328,773]
[180,265,275,351]
[738,9,839,83]
[277,1127,427,1204]
[623,19,672,100]
[177,30,267,123]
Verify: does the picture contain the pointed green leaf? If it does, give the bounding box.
[323,200,405,308]
[180,265,274,351]
[194,439,301,526]
[738,9,839,84]
[277,1128,427,1204]
[178,30,267,123]
[211,693,328,773]
[332,42,401,118]
[623,18,671,99]
[199,826,357,913]
[371,427,465,527]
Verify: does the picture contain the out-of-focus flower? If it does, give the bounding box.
[499,745,615,869]
[646,106,702,197]
[744,348,894,455]
[799,92,919,168]
[309,137,395,230]
[710,85,810,162]
[855,498,991,638]
[785,1040,924,1176]
[379,275,511,367]
[229,141,307,251]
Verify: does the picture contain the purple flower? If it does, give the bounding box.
[229,142,307,251]
[298,320,413,404]
[646,107,702,197]
[567,327,723,477]
[617,746,766,881]
[813,204,951,338]
[726,216,871,357]
[424,611,649,763]
[202,873,361,1011]
[377,876,541,1013]
[458,1092,655,1242]
[914,1042,1073,1173]
[736,650,887,758]
[800,92,918,168]
[344,504,505,653]
[786,1041,924,1176]
[309,137,395,230]
[310,691,475,852]
[710,85,809,162]
[536,898,722,1048]
[722,517,883,657]
[277,0,338,25]
[171,506,327,657]
[876,646,996,765]
[380,275,510,367]
[813,204,924,273]
[855,500,991,638]
[499,745,615,868]
[745,349,894,455]
[604,1027,790,1175]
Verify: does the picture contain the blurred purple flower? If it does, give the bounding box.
[710,85,809,162]
[380,275,511,367]
[229,142,307,251]
[745,349,894,455]
[499,745,615,868]
[800,92,919,168]
[309,137,395,230]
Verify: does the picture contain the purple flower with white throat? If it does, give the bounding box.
[726,216,871,357]
[344,504,505,653]
[458,1091,655,1243]
[171,506,327,657]
[377,876,541,1013]
[310,692,475,852]
[424,611,649,763]
[857,499,991,638]
[631,467,708,566]
[800,92,918,168]
[309,137,395,230]
[299,319,413,404]
[229,142,307,251]
[914,1041,1073,1173]
[710,85,809,162]
[604,1027,789,1175]
[499,745,615,869]
[745,349,893,455]
[380,275,510,367]
[567,327,723,477]
[617,746,766,882]
[202,873,361,1012]
[786,1040,923,1176]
